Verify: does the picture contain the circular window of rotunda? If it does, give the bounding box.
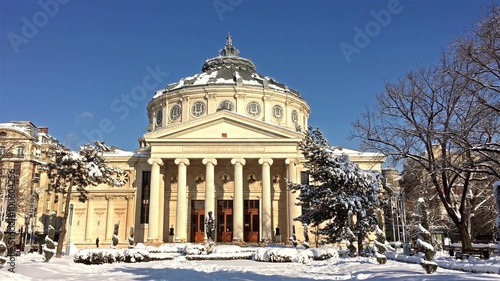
[272,105,283,120]
[246,101,261,117]
[217,100,234,111]
[191,101,206,117]
[170,104,181,121]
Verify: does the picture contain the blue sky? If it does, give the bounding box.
[0,0,495,152]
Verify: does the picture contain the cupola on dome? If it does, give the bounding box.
[159,35,301,97]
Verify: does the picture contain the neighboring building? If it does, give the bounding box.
[2,36,386,248]
[0,121,63,247]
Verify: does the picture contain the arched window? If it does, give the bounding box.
[0,131,6,137]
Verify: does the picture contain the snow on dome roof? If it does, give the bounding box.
[157,35,301,98]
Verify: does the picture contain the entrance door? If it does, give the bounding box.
[217,200,233,242]
[244,200,259,242]
[191,200,205,243]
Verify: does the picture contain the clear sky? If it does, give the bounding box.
[0,0,496,152]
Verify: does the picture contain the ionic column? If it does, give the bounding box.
[126,195,134,239]
[105,196,113,241]
[231,158,246,241]
[147,158,163,242]
[202,158,217,220]
[286,158,299,239]
[174,158,190,242]
[259,158,273,242]
[85,198,93,241]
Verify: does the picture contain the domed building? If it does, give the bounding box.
[1,36,385,249]
[128,35,385,244]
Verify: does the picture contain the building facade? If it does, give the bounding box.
[1,37,386,249]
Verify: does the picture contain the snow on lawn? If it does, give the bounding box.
[1,244,500,280]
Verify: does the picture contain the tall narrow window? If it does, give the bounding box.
[140,171,151,224]
[17,145,24,157]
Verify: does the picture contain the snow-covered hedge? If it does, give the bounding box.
[73,248,169,264]
[253,246,338,263]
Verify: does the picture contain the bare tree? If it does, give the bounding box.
[445,4,500,169]
[43,142,126,258]
[351,62,498,251]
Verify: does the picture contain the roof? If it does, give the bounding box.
[154,35,301,99]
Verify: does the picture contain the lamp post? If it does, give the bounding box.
[400,188,410,255]
[66,203,74,255]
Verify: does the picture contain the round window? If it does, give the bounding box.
[191,101,206,117]
[246,101,261,117]
[170,104,181,121]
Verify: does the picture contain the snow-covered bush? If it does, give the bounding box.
[309,247,339,260]
[128,225,134,248]
[254,247,296,262]
[416,198,437,274]
[374,209,387,264]
[183,243,206,255]
[43,211,57,262]
[111,221,119,248]
[123,249,150,263]
[73,248,124,265]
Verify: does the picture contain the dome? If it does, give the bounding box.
[160,35,301,97]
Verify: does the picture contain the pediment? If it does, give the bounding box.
[144,111,302,142]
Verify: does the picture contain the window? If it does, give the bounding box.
[140,171,151,224]
[0,131,6,137]
[291,110,298,123]
[156,109,163,126]
[17,145,24,157]
[170,104,181,121]
[246,101,261,117]
[272,105,283,119]
[217,100,234,111]
[191,101,206,117]
[0,146,5,156]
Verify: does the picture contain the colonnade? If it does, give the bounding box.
[146,157,301,243]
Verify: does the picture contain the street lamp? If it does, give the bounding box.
[66,203,74,255]
[400,188,410,255]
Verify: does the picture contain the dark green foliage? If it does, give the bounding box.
[288,127,382,251]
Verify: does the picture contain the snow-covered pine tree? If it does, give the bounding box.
[416,198,437,274]
[494,181,500,254]
[43,141,126,258]
[43,211,57,262]
[288,126,382,256]
[111,221,119,248]
[374,208,387,264]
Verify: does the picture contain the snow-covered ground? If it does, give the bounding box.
[1,244,500,280]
